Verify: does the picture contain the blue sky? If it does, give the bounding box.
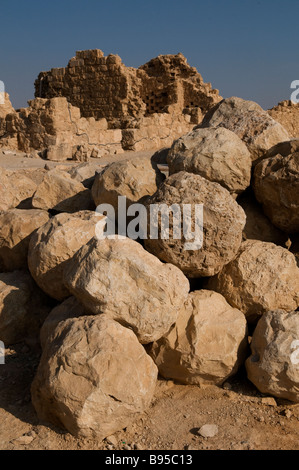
[1,0,298,110]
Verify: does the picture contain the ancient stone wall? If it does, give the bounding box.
[0,96,194,155]
[0,51,222,155]
[0,97,123,155]
[35,50,221,125]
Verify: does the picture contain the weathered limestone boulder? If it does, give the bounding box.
[207,240,299,323]
[238,191,288,246]
[91,157,164,214]
[28,211,102,300]
[0,167,37,211]
[32,169,93,213]
[0,270,50,346]
[144,172,246,278]
[253,145,299,233]
[46,143,73,162]
[168,127,252,196]
[68,162,103,188]
[150,290,248,386]
[200,97,289,161]
[31,315,158,439]
[64,237,190,344]
[14,167,47,186]
[246,310,299,403]
[40,297,86,350]
[0,209,49,271]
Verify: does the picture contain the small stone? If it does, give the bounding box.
[106,435,118,447]
[198,424,218,438]
[134,443,143,450]
[283,409,292,419]
[13,435,34,445]
[261,397,277,407]
[123,445,131,450]
[256,416,265,422]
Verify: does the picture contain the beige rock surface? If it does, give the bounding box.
[68,162,103,188]
[150,290,248,386]
[28,211,102,300]
[167,127,252,195]
[144,172,246,278]
[0,167,37,211]
[64,237,190,344]
[31,315,158,438]
[200,97,289,161]
[253,146,299,233]
[246,310,299,403]
[32,169,93,213]
[207,240,299,323]
[40,297,86,350]
[0,209,49,271]
[91,156,164,214]
[0,270,50,346]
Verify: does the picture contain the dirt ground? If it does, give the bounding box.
[0,341,299,451]
[0,149,157,171]
[0,151,298,451]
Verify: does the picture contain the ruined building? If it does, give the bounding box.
[35,50,221,125]
[0,50,222,155]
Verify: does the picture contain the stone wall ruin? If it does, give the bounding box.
[35,50,221,125]
[0,50,222,156]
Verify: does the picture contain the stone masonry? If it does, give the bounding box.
[0,50,222,155]
[35,50,221,124]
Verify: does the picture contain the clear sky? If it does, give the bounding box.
[1,0,298,110]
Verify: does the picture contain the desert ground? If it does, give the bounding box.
[1,341,299,451]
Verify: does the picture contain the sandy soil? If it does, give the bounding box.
[0,150,298,451]
[0,341,298,451]
[0,149,157,170]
